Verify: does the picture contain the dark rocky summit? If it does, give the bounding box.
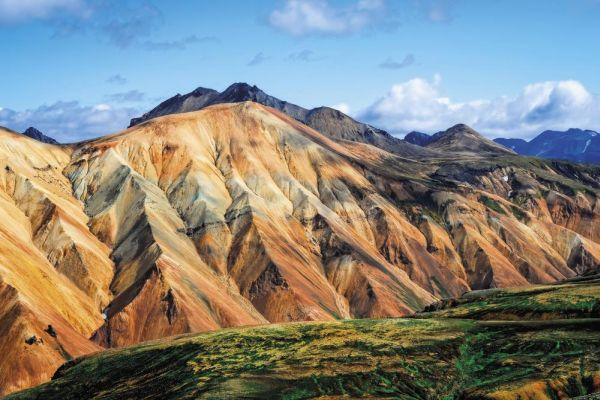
[22,127,58,144]
[404,131,433,146]
[128,82,436,158]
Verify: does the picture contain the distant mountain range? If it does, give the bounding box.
[9,88,600,166]
[494,129,600,164]
[128,82,439,158]
[1,83,600,397]
[406,128,600,164]
[134,83,600,164]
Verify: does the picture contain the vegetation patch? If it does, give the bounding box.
[8,278,600,400]
[480,195,507,215]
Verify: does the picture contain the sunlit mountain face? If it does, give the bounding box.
[0,99,599,396]
[2,1,600,398]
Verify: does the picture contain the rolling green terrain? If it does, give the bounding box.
[8,277,600,400]
[420,275,600,320]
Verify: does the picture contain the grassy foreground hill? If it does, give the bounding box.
[420,275,600,320]
[8,276,600,400]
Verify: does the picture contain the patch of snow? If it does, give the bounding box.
[583,139,591,153]
[101,313,108,320]
[502,175,509,182]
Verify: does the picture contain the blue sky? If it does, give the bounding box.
[0,0,599,142]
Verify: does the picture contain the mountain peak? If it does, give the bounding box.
[404,131,432,146]
[449,123,472,130]
[427,124,514,155]
[218,82,267,102]
[444,124,479,136]
[22,127,58,144]
[190,86,219,96]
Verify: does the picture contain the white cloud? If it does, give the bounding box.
[331,103,351,115]
[0,101,139,142]
[360,76,600,139]
[418,0,456,23]
[0,0,86,23]
[268,0,388,36]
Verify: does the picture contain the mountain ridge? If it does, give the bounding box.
[0,101,599,395]
[128,82,438,158]
[494,128,600,164]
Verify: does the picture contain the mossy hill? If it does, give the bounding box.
[8,276,600,400]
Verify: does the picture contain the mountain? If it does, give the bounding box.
[495,128,600,164]
[405,124,515,155]
[21,127,58,144]
[403,131,432,146]
[129,83,308,127]
[9,275,600,399]
[129,82,436,158]
[0,102,599,395]
[492,137,527,153]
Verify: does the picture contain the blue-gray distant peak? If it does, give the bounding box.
[22,127,58,144]
[494,129,599,164]
[404,131,432,146]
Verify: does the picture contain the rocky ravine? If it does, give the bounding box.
[0,102,599,395]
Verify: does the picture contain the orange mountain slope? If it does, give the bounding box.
[0,102,599,395]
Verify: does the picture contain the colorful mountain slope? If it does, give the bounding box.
[0,102,599,395]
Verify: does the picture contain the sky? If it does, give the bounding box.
[0,0,599,142]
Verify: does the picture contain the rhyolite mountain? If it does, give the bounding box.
[129,82,437,158]
[494,128,600,164]
[0,100,599,395]
[22,127,58,144]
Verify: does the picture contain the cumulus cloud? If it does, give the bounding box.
[360,76,600,139]
[2,0,214,51]
[268,0,392,36]
[0,0,87,24]
[331,103,351,114]
[0,101,139,142]
[419,0,457,23]
[379,54,415,69]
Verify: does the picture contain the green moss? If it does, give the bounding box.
[510,205,527,221]
[8,278,600,400]
[420,276,600,321]
[480,196,506,215]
